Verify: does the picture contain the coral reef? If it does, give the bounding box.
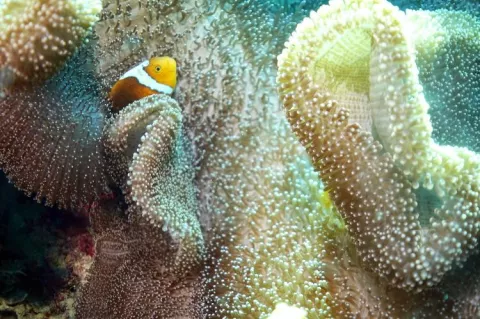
[278,0,480,291]
[0,0,479,317]
[0,172,93,319]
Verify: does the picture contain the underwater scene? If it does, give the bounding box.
[0,0,479,318]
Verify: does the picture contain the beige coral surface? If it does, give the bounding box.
[0,0,101,85]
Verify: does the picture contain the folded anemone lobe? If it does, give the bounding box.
[277,0,480,291]
[104,94,204,274]
[0,43,109,210]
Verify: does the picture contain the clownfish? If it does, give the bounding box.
[109,56,177,112]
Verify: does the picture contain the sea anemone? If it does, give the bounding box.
[277,0,480,291]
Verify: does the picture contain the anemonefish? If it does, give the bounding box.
[109,56,177,112]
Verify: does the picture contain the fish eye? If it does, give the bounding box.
[155,66,161,72]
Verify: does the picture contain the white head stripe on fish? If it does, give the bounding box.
[120,60,174,95]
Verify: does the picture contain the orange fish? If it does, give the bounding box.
[109,57,177,112]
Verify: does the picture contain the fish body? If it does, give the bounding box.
[109,57,177,112]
